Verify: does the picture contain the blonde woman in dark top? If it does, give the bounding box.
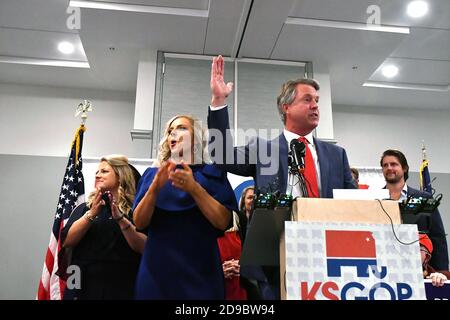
[61,155,146,300]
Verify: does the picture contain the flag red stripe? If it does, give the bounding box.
[37,246,55,300]
[37,280,49,300]
[45,248,55,274]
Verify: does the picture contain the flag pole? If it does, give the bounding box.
[421,140,427,161]
[420,140,431,193]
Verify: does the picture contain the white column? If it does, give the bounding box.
[131,49,157,139]
[314,71,335,142]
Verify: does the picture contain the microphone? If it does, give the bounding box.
[290,139,306,173]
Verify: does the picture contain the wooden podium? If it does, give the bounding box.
[279,198,401,299]
[291,198,401,224]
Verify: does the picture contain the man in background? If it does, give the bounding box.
[380,149,448,270]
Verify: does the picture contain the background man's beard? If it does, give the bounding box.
[385,175,402,184]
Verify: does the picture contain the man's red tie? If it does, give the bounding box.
[299,136,319,198]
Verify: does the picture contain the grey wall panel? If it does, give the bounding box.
[0,154,66,299]
[236,61,304,144]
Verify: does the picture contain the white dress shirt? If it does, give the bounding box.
[283,129,321,197]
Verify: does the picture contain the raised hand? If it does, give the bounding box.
[210,55,234,107]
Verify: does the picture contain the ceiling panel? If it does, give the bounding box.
[334,84,450,109]
[0,0,76,32]
[272,24,405,77]
[238,0,296,58]
[92,0,209,10]
[0,28,86,61]
[0,63,102,90]
[370,58,450,85]
[391,28,450,61]
[79,8,207,53]
[204,0,249,56]
[290,0,450,29]
[0,45,138,91]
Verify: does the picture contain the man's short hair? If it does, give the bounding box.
[277,78,320,124]
[380,149,409,181]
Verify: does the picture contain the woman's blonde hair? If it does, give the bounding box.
[156,114,210,166]
[87,155,137,215]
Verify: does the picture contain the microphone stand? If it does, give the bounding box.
[288,163,309,197]
[288,140,309,198]
[298,171,309,198]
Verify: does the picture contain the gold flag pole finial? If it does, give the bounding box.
[75,100,93,125]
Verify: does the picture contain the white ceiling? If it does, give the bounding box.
[0,0,448,109]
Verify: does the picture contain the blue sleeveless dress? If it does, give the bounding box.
[133,164,238,299]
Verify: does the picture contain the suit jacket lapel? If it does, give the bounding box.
[314,138,328,198]
[407,185,418,196]
[278,134,288,194]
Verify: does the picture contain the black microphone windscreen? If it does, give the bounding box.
[290,139,306,171]
[297,140,306,155]
[290,139,305,152]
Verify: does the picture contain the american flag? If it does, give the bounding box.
[37,125,86,300]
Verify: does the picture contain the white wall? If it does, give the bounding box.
[0,83,152,159]
[333,104,450,174]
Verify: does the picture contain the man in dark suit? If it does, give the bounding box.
[208,55,355,198]
[208,56,355,299]
[381,149,448,271]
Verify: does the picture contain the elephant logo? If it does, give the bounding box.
[325,230,387,279]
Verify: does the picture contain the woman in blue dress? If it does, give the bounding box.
[133,114,237,299]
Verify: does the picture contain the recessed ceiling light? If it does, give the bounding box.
[58,41,75,54]
[381,65,399,78]
[407,1,429,18]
